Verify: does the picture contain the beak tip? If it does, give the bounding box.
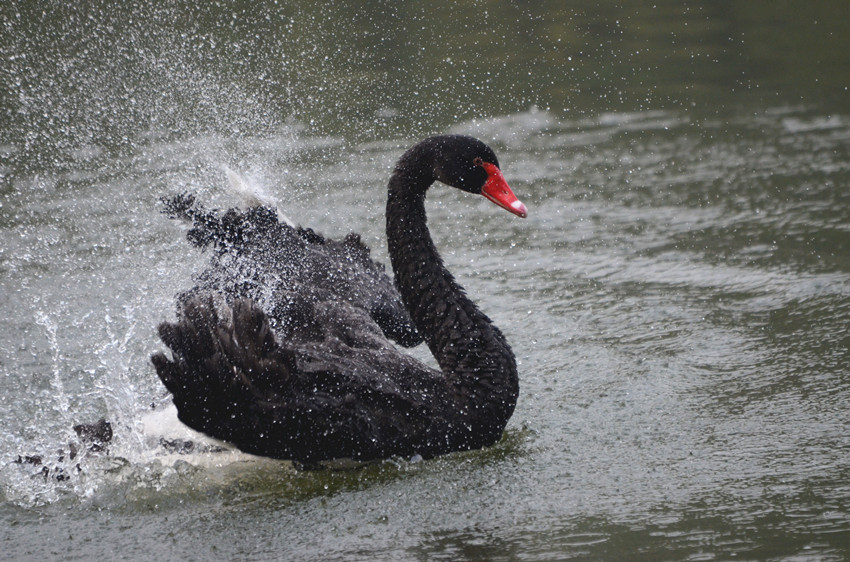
[512,200,528,218]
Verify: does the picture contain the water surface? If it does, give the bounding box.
[2,1,850,560]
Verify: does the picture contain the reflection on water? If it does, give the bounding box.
[2,1,850,560]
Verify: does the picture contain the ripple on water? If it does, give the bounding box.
[1,106,850,559]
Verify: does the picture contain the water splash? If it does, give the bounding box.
[34,311,71,421]
[3,298,278,508]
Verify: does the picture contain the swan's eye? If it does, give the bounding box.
[473,157,483,167]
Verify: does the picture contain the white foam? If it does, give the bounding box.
[138,405,270,468]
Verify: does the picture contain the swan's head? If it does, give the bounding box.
[428,135,528,218]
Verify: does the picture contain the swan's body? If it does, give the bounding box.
[152,135,526,464]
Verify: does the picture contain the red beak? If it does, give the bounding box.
[479,162,528,218]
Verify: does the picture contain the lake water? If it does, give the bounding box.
[2,1,850,560]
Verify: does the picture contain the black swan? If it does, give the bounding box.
[152,135,527,465]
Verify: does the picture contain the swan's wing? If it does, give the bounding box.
[160,193,422,348]
[152,297,450,463]
[153,297,293,451]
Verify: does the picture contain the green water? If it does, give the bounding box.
[2,1,850,560]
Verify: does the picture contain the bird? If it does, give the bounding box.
[151,135,527,466]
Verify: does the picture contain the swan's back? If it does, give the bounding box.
[161,193,421,348]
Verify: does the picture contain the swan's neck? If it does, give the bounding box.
[386,171,519,411]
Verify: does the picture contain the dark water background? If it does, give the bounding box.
[2,1,850,559]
